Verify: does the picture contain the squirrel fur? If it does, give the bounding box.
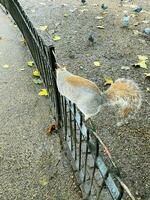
[56,67,142,121]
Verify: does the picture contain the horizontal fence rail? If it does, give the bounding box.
[0,1,135,199]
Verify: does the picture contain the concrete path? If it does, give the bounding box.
[0,9,81,200]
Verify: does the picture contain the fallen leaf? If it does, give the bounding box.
[20,68,25,71]
[33,68,40,77]
[95,16,104,20]
[27,61,34,67]
[140,61,147,69]
[146,87,150,92]
[134,61,147,69]
[64,13,69,17]
[94,61,101,67]
[47,121,58,136]
[39,177,49,186]
[39,25,48,31]
[133,55,149,69]
[2,64,9,68]
[121,66,130,70]
[20,37,26,45]
[144,73,150,78]
[79,9,88,13]
[52,35,61,41]
[33,79,43,84]
[97,25,105,29]
[104,77,113,85]
[138,55,148,61]
[38,89,48,96]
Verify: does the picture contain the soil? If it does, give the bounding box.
[3,0,150,199]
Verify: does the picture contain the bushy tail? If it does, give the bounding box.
[105,78,142,118]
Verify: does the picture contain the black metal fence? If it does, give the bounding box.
[0,1,135,199]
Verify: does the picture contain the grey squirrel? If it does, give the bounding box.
[56,67,142,122]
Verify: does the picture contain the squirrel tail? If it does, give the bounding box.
[105,78,142,118]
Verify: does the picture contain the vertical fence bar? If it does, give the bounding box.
[73,104,77,160]
[78,113,83,171]
[83,129,89,182]
[64,99,68,140]
[69,101,73,151]
[47,47,62,127]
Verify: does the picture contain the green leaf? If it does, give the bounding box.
[104,77,113,85]
[27,61,34,67]
[94,61,101,67]
[52,35,61,41]
[39,25,48,31]
[33,79,43,84]
[134,55,149,69]
[134,61,147,69]
[64,13,69,17]
[33,68,40,77]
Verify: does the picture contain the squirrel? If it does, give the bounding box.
[56,67,142,122]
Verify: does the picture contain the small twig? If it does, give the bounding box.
[116,176,136,200]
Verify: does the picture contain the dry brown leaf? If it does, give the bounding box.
[46,121,58,136]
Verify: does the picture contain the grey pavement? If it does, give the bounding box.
[0,9,81,200]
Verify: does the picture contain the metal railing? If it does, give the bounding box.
[0,1,135,199]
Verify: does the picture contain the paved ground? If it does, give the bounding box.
[0,9,81,200]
